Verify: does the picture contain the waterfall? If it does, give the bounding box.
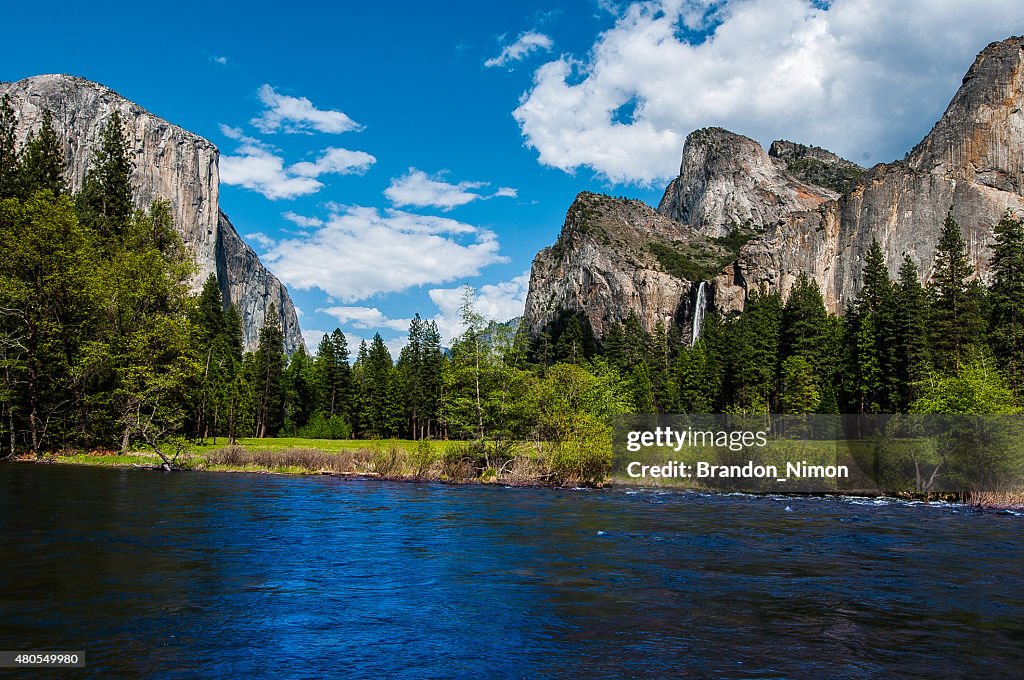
[691,282,707,344]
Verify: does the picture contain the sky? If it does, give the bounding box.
[2,0,1023,357]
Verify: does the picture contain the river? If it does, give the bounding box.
[1,464,1022,678]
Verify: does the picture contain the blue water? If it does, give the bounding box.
[1,464,1022,678]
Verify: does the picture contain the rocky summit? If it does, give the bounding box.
[522,36,1024,342]
[0,74,304,354]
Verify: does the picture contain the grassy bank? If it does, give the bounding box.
[16,437,1023,509]
[43,438,563,486]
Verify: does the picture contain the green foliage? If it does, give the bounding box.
[252,304,286,438]
[78,111,134,240]
[784,156,864,194]
[295,412,352,439]
[911,352,1019,415]
[988,212,1024,392]
[779,355,821,414]
[19,110,67,198]
[0,95,21,199]
[929,213,986,370]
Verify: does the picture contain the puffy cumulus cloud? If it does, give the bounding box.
[252,85,362,134]
[318,306,412,332]
[219,125,323,199]
[218,125,376,200]
[384,168,518,210]
[428,272,530,342]
[485,31,555,68]
[514,0,1024,184]
[260,206,507,301]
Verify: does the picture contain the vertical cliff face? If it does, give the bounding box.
[0,74,304,353]
[523,36,1024,342]
[732,35,1024,313]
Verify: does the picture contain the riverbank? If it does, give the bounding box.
[7,439,1023,510]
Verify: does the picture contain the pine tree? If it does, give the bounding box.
[929,213,985,370]
[673,341,715,412]
[364,333,399,437]
[781,273,828,365]
[252,304,285,437]
[420,321,444,438]
[846,240,899,411]
[191,274,227,440]
[19,110,66,197]
[729,287,782,412]
[988,212,1024,393]
[78,110,133,241]
[0,95,19,199]
[284,346,315,431]
[891,256,931,409]
[779,355,821,414]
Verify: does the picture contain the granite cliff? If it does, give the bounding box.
[0,74,304,353]
[523,36,1024,341]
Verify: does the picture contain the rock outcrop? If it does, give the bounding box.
[656,127,839,238]
[521,192,730,338]
[0,74,303,353]
[523,36,1024,340]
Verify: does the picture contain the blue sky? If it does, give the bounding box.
[3,0,1022,356]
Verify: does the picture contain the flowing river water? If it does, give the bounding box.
[1,463,1022,678]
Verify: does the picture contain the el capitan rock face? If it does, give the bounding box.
[0,74,303,353]
[523,36,1024,340]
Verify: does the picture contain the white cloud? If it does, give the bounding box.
[384,168,517,210]
[212,55,229,65]
[218,125,375,200]
[260,205,508,301]
[319,306,412,332]
[290,147,376,177]
[514,0,1024,184]
[252,84,362,134]
[282,211,325,228]
[428,272,530,342]
[485,31,555,68]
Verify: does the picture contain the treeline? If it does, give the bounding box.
[3,93,1023,464]
[0,98,200,462]
[536,212,1024,417]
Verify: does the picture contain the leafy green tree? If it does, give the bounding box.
[83,200,198,456]
[0,192,99,451]
[19,110,67,198]
[912,351,1018,414]
[535,361,632,484]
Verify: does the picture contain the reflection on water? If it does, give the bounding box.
[1,464,1022,678]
